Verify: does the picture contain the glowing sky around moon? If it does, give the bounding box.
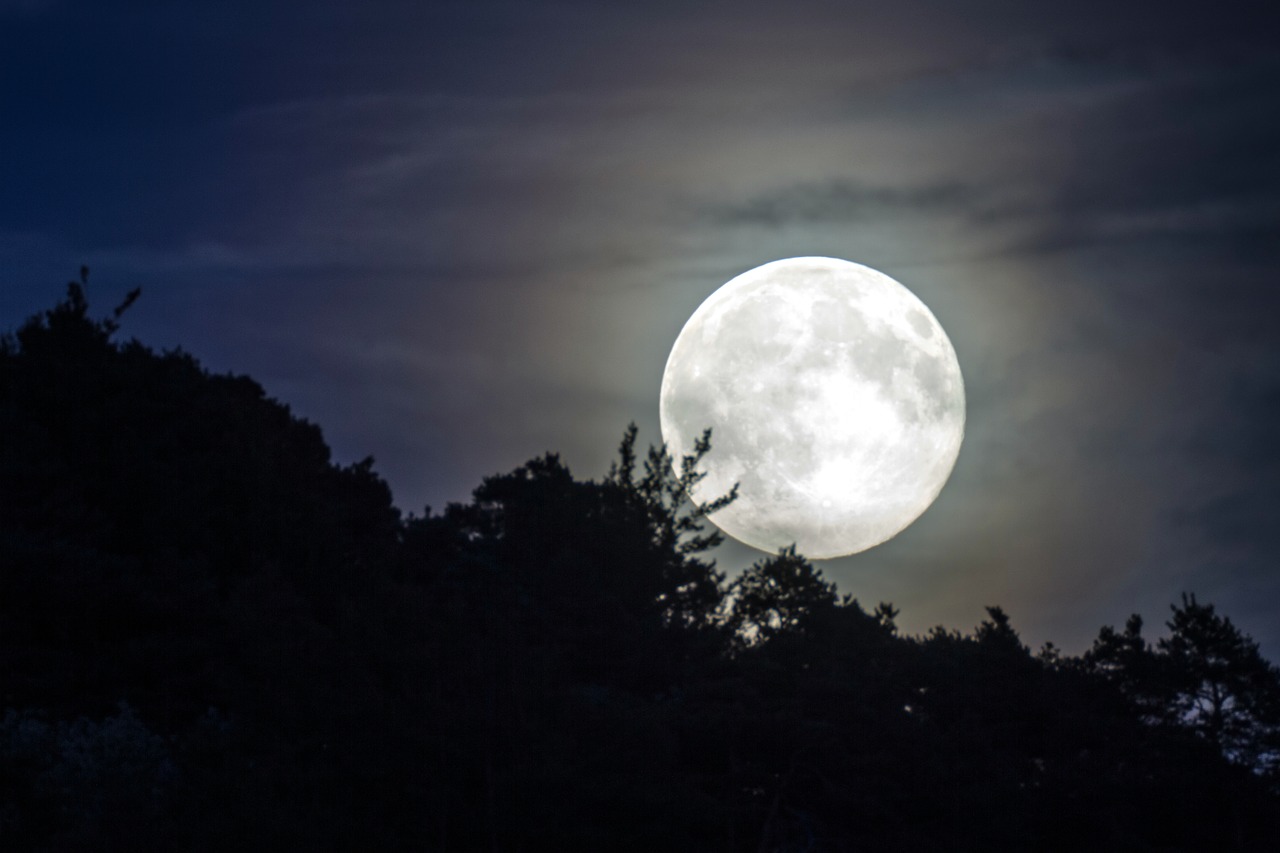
[660,257,965,559]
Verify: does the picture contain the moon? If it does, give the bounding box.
[659,257,965,559]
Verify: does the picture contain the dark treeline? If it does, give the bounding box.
[2,278,1279,851]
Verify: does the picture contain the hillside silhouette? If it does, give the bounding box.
[2,276,1279,851]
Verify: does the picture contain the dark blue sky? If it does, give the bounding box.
[4,0,1279,654]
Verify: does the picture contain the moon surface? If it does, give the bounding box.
[659,257,965,559]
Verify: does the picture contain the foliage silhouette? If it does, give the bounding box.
[0,277,1278,850]
[729,546,837,645]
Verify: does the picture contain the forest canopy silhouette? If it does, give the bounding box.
[2,276,1279,851]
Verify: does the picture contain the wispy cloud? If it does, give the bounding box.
[703,180,978,227]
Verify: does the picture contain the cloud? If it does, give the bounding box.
[1001,54,1280,251]
[703,180,976,227]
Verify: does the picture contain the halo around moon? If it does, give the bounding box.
[659,257,965,559]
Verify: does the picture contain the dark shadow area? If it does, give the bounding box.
[2,275,1278,850]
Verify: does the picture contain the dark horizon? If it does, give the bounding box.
[2,290,1278,849]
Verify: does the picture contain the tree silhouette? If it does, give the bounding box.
[608,422,738,632]
[1160,594,1280,776]
[729,546,837,645]
[1,276,1279,850]
[1086,596,1280,781]
[1085,612,1176,725]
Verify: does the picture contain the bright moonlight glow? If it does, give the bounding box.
[659,257,965,559]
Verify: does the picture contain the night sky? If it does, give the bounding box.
[3,0,1279,655]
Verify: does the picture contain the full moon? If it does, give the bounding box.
[659,257,965,559]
